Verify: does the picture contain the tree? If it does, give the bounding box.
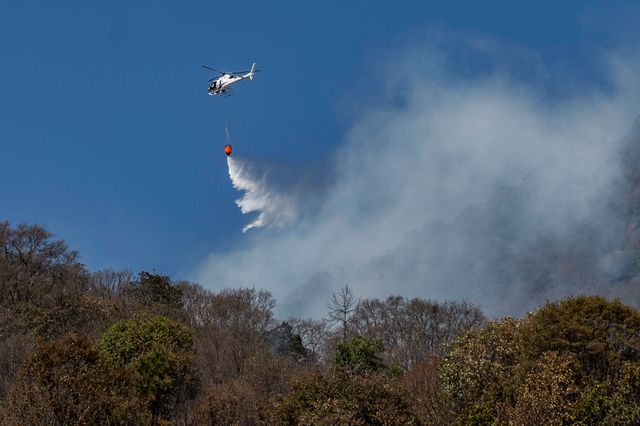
[441,296,640,424]
[351,296,485,368]
[327,284,356,340]
[441,317,523,423]
[0,335,149,425]
[289,317,332,364]
[520,295,640,384]
[272,372,417,425]
[0,331,36,400]
[209,288,275,334]
[401,356,452,425]
[602,362,640,424]
[0,223,105,340]
[95,314,198,424]
[195,288,276,384]
[190,379,260,426]
[191,351,306,425]
[11,291,113,340]
[500,351,579,425]
[88,269,135,300]
[124,271,184,310]
[0,222,84,306]
[332,336,387,376]
[265,321,309,360]
[179,281,216,328]
[271,334,414,424]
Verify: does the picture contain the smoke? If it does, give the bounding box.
[227,156,298,232]
[199,37,640,319]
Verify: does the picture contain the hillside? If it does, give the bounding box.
[3,216,640,423]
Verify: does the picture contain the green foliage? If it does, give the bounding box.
[441,297,640,425]
[127,271,184,309]
[137,348,178,406]
[601,362,640,424]
[96,313,193,364]
[272,372,418,425]
[95,314,197,422]
[521,295,640,383]
[11,292,111,340]
[570,382,611,425]
[502,351,579,425]
[441,317,523,423]
[0,335,149,425]
[273,337,417,424]
[332,336,387,375]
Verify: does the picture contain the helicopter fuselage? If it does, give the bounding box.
[208,74,245,95]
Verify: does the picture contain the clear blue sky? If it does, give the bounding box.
[1,1,638,278]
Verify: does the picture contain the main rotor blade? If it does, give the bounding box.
[201,65,222,73]
[227,69,262,74]
[202,64,262,75]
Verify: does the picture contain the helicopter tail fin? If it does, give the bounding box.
[247,63,256,80]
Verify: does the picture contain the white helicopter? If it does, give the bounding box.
[201,62,259,96]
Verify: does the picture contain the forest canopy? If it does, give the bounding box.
[2,221,640,424]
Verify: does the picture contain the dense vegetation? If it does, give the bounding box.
[2,221,640,425]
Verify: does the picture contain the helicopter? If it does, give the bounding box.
[201,62,259,96]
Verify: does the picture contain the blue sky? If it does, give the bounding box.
[1,1,639,280]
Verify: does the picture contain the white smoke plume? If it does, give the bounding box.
[199,37,640,319]
[227,156,298,232]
